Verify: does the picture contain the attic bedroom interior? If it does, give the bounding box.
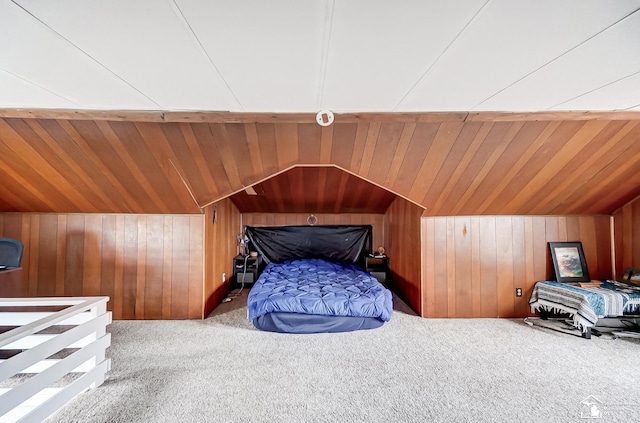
[2,1,640,422]
[1,111,639,320]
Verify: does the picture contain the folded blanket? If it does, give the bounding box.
[530,281,640,332]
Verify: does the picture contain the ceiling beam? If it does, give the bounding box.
[466,111,640,121]
[1,108,639,123]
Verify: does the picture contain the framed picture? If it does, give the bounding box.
[549,242,590,283]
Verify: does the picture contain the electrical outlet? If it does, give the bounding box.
[222,272,226,283]
[515,287,522,297]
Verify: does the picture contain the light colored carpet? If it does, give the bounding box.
[45,293,640,423]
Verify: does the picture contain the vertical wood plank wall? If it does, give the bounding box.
[0,213,205,320]
[421,215,612,318]
[613,197,640,277]
[241,213,385,249]
[204,198,241,317]
[384,197,424,315]
[0,210,619,320]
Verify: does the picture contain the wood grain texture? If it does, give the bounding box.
[0,213,205,320]
[0,110,468,124]
[0,268,23,297]
[1,114,640,216]
[1,109,639,322]
[204,198,241,317]
[229,167,396,214]
[3,109,639,123]
[613,196,640,278]
[384,197,424,315]
[421,215,612,318]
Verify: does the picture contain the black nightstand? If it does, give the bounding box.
[365,256,389,285]
[232,255,262,288]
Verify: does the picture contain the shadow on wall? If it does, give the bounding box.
[391,292,418,316]
[61,230,130,315]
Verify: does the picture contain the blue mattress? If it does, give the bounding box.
[253,312,385,334]
[248,258,393,333]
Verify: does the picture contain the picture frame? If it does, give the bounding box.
[548,241,590,283]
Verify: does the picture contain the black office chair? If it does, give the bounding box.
[0,238,24,269]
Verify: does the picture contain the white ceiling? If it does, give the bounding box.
[1,0,639,113]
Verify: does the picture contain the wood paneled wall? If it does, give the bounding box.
[241,213,385,250]
[613,196,640,278]
[0,213,205,320]
[0,268,22,297]
[204,198,241,316]
[422,215,612,318]
[384,197,424,315]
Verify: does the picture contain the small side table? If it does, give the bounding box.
[232,255,262,287]
[365,256,389,285]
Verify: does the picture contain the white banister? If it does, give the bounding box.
[0,297,111,423]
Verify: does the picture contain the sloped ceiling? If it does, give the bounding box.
[1,112,639,216]
[1,1,639,112]
[229,167,398,214]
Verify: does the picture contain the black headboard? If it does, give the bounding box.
[245,225,372,266]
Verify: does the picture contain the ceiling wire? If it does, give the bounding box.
[169,0,243,111]
[10,0,164,109]
[550,69,640,110]
[393,0,493,111]
[0,67,82,106]
[316,0,336,110]
[473,6,640,110]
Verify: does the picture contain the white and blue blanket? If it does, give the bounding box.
[248,258,393,322]
[530,280,640,332]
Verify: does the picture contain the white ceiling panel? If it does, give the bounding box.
[397,0,640,111]
[550,71,640,111]
[175,0,326,112]
[0,1,157,109]
[0,69,78,108]
[16,0,240,111]
[0,1,639,113]
[321,0,487,112]
[477,11,640,111]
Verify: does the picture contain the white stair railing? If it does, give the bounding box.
[0,297,111,423]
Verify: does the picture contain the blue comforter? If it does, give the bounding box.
[248,258,393,322]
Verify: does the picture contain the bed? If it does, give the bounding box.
[245,225,393,334]
[529,280,640,338]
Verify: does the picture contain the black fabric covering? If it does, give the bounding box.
[245,225,372,266]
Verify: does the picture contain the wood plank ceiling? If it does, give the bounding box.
[1,112,640,216]
[229,167,397,214]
